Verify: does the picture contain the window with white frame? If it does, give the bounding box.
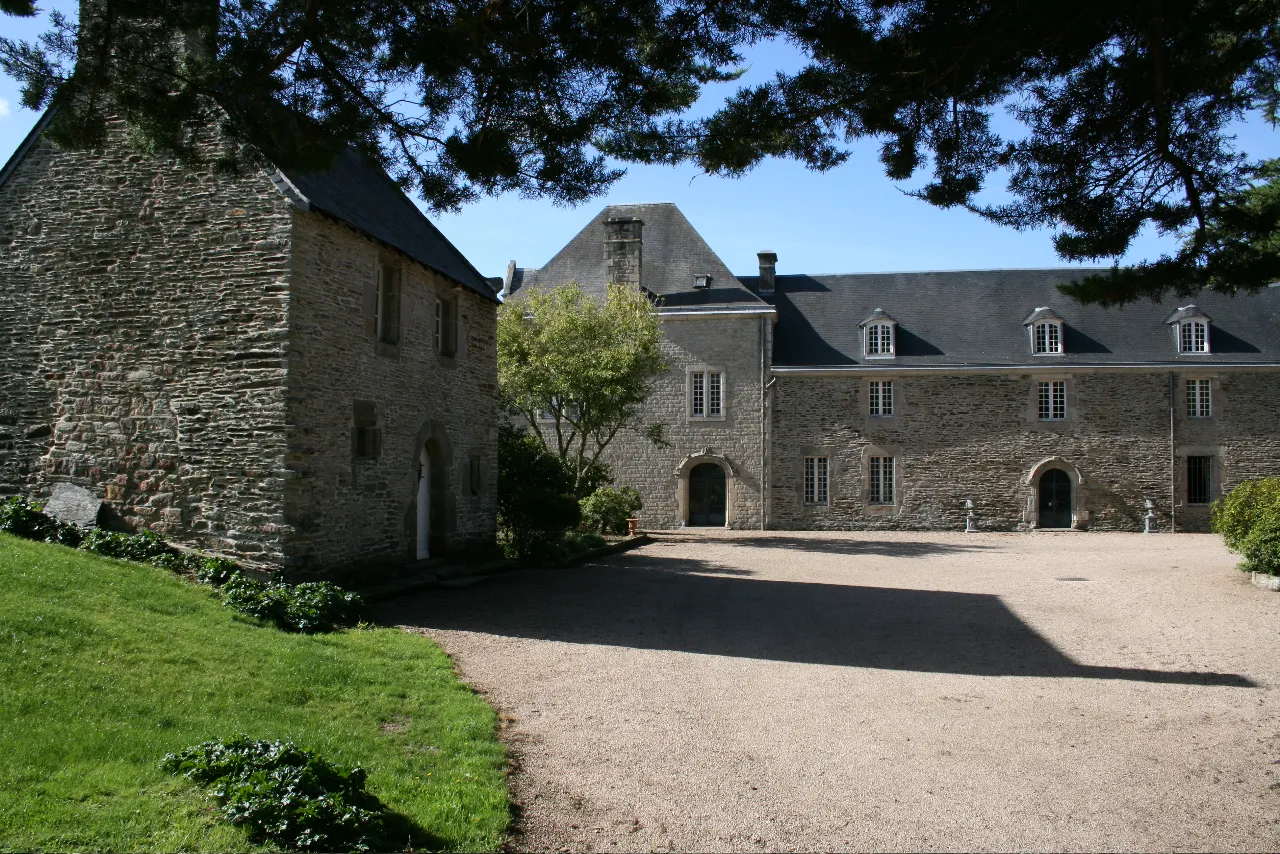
[1037,380,1066,421]
[804,456,829,505]
[868,379,894,416]
[690,370,724,418]
[1179,319,1209,353]
[868,456,894,504]
[1186,378,1212,418]
[865,323,895,357]
[1033,321,1062,354]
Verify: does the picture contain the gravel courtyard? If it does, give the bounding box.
[385,532,1280,852]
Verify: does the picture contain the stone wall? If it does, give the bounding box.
[283,212,498,576]
[0,120,295,563]
[769,369,1280,533]
[590,312,770,529]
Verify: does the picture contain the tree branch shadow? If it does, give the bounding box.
[385,550,1255,688]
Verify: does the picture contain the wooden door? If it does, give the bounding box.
[688,463,726,527]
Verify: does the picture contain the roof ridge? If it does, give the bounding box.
[749,266,1109,278]
[0,107,57,192]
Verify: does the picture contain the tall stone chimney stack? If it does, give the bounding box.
[604,217,643,288]
[757,251,777,295]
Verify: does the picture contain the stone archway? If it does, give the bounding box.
[1022,457,1089,530]
[673,449,737,528]
[408,420,454,558]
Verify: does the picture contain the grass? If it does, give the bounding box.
[0,533,509,852]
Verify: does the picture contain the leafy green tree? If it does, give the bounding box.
[605,0,1280,304]
[0,0,755,210]
[496,424,582,559]
[498,282,667,494]
[8,1,1280,304]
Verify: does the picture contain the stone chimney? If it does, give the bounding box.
[604,217,643,288]
[757,251,777,295]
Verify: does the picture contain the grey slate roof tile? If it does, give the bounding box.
[740,270,1280,367]
[283,148,496,301]
[508,203,768,311]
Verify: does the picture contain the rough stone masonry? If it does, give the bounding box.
[0,115,499,576]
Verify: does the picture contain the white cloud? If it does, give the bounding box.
[0,97,10,119]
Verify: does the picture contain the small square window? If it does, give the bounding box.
[869,456,894,504]
[352,400,380,459]
[1037,380,1066,421]
[1186,379,1212,418]
[804,456,829,505]
[868,380,894,416]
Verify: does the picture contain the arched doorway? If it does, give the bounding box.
[688,463,726,526]
[1038,469,1072,529]
[417,438,449,559]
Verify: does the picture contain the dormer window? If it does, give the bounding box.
[1166,306,1211,354]
[1023,307,1064,355]
[1034,322,1062,353]
[1179,319,1208,353]
[859,309,897,359]
[694,274,711,289]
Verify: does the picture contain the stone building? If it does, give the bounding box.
[0,110,500,575]
[507,202,1280,532]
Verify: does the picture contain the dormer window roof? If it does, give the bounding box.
[859,309,897,358]
[1166,305,1212,354]
[693,273,711,289]
[1023,307,1065,355]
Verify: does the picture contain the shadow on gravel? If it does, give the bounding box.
[646,533,992,559]
[718,535,994,557]
[386,551,1255,688]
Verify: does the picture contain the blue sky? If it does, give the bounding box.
[4,7,1279,279]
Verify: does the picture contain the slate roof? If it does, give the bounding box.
[508,203,769,312]
[275,148,495,300]
[736,269,1280,368]
[0,109,496,302]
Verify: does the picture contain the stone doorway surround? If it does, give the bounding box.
[673,448,737,529]
[408,419,454,557]
[1022,456,1090,530]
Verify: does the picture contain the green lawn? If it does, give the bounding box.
[0,533,509,852]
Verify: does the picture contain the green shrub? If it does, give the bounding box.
[79,528,176,562]
[1240,517,1280,576]
[159,737,388,852]
[579,485,643,535]
[496,425,581,559]
[0,496,83,546]
[218,572,367,633]
[149,550,242,584]
[1212,478,1280,575]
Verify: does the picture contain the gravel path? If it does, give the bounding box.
[384,531,1280,852]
